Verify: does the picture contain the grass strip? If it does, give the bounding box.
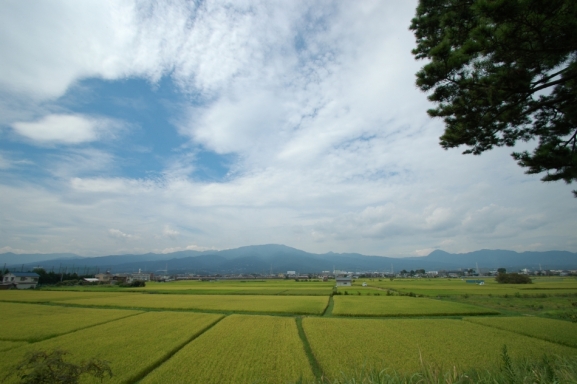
[323,296,334,317]
[126,315,226,384]
[296,317,325,381]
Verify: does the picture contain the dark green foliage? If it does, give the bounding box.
[6,349,112,384]
[495,272,532,284]
[411,0,577,195]
[119,280,146,288]
[34,269,94,285]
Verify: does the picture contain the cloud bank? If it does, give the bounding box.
[0,0,575,257]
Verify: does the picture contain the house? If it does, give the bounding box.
[336,276,352,287]
[2,272,40,289]
[95,272,112,283]
[111,274,129,284]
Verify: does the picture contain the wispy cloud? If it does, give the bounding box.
[11,114,127,145]
[108,228,138,240]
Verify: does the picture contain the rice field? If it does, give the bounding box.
[0,340,27,352]
[464,316,577,348]
[46,279,335,296]
[302,317,577,377]
[360,277,577,297]
[141,314,314,383]
[332,295,498,317]
[0,290,130,303]
[0,302,140,341]
[55,293,329,314]
[0,311,223,384]
[142,279,334,295]
[0,277,575,383]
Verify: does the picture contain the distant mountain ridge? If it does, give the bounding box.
[2,245,576,274]
[0,252,83,265]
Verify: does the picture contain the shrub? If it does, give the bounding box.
[119,280,146,287]
[495,273,532,284]
[5,349,112,384]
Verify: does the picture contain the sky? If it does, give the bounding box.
[0,0,575,258]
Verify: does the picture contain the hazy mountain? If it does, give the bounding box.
[2,244,576,274]
[0,252,83,265]
[418,249,577,269]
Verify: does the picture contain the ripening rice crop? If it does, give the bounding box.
[56,293,329,314]
[0,290,130,303]
[464,316,577,348]
[142,280,334,296]
[332,295,498,317]
[303,317,577,378]
[0,340,27,352]
[141,314,314,384]
[0,302,140,341]
[0,311,223,384]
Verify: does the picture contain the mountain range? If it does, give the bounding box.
[1,245,576,274]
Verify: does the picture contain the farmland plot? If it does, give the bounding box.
[141,314,314,384]
[366,277,577,297]
[303,317,577,377]
[332,295,498,317]
[0,311,223,384]
[0,302,140,341]
[140,281,333,296]
[465,316,577,348]
[57,293,329,314]
[0,290,130,303]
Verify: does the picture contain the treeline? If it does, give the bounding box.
[34,268,94,285]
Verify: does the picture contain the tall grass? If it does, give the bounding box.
[306,347,577,383]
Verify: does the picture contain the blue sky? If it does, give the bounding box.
[1,0,576,257]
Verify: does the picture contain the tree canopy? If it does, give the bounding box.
[7,349,112,384]
[410,0,577,195]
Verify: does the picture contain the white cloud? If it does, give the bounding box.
[162,225,180,239]
[0,1,137,99]
[0,0,303,101]
[414,248,435,257]
[108,228,137,240]
[11,114,124,144]
[159,244,216,254]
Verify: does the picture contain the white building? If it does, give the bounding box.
[336,276,352,286]
[131,269,152,281]
[2,272,40,289]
